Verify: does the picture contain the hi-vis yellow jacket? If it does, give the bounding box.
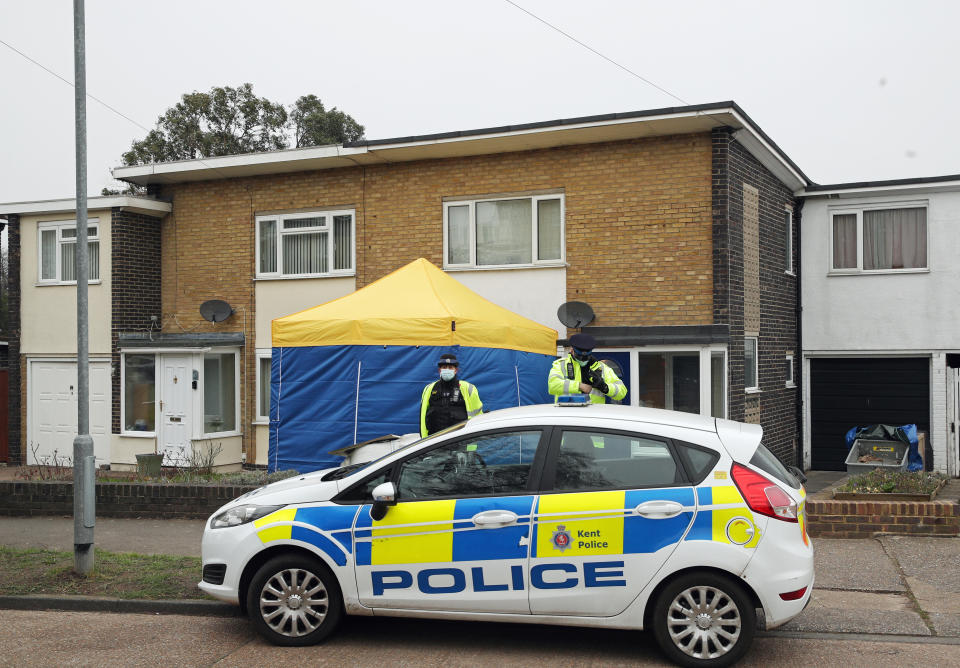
[548,355,627,404]
[419,380,483,437]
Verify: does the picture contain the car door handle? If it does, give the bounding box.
[472,510,518,527]
[634,500,684,519]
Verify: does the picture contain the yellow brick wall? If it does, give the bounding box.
[159,132,714,460]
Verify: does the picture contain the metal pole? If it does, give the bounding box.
[73,0,94,575]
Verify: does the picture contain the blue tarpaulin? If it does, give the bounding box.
[269,345,554,472]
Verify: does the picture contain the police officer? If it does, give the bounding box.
[548,333,627,403]
[420,354,483,437]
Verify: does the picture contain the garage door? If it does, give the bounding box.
[29,361,111,467]
[809,357,929,471]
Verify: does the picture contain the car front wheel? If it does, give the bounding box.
[246,554,343,646]
[651,572,756,668]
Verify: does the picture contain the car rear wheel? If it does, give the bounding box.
[651,572,756,668]
[246,554,343,646]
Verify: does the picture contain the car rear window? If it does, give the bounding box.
[674,443,719,485]
[750,443,801,489]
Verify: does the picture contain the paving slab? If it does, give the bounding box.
[812,537,906,592]
[878,536,960,612]
[780,607,930,636]
[929,613,960,637]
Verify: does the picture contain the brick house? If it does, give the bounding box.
[0,101,808,470]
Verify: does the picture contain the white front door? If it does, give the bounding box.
[160,355,192,466]
[29,360,110,467]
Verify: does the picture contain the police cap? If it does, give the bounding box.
[437,353,460,367]
[568,333,597,351]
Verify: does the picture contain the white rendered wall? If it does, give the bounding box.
[448,266,566,334]
[801,190,960,353]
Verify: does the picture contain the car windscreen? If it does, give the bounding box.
[750,442,801,489]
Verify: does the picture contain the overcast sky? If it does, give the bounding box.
[2,0,958,203]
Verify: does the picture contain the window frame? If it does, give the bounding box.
[255,209,356,279]
[744,336,759,392]
[785,354,795,388]
[37,218,101,285]
[201,349,241,438]
[784,207,794,275]
[829,203,929,275]
[255,349,271,424]
[120,351,157,438]
[442,193,565,270]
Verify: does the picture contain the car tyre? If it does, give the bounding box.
[246,554,343,646]
[651,572,756,668]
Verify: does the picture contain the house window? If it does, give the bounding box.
[785,354,795,387]
[443,194,564,268]
[744,337,759,391]
[785,208,794,274]
[831,206,927,272]
[256,351,271,423]
[123,354,155,433]
[38,220,100,283]
[256,210,355,278]
[204,352,237,434]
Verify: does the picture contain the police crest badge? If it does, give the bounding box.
[551,525,571,552]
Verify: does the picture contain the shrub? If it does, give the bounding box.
[839,468,946,495]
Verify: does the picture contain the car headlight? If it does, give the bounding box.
[211,504,284,529]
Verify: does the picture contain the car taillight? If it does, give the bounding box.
[731,463,798,522]
[779,586,808,601]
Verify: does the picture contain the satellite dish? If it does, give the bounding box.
[557,301,595,329]
[199,299,233,323]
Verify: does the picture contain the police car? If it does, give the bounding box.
[200,403,812,667]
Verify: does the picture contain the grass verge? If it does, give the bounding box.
[0,546,205,600]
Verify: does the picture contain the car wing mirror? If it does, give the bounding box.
[370,481,397,521]
[787,465,807,485]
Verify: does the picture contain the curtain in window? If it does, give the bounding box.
[333,215,352,270]
[447,205,470,264]
[40,229,57,280]
[259,220,277,273]
[283,232,326,274]
[864,208,927,270]
[537,199,561,260]
[60,241,99,281]
[476,199,532,265]
[832,214,857,269]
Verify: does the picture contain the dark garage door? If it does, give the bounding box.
[810,357,929,471]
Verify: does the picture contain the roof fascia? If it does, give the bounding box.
[0,196,172,217]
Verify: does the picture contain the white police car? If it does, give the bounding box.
[200,403,812,667]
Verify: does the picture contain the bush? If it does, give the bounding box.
[839,468,946,495]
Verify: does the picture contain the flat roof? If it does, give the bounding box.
[110,101,810,191]
[0,195,172,218]
[802,173,960,197]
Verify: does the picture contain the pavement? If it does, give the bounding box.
[1,513,959,640]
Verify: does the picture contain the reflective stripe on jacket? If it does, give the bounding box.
[420,379,483,437]
[547,355,627,404]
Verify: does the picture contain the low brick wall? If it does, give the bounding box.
[807,498,960,538]
[0,481,258,519]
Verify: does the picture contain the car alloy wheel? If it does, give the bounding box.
[247,555,342,646]
[652,572,755,668]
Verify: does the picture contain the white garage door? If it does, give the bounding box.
[29,361,111,466]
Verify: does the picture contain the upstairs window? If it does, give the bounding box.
[831,206,927,272]
[784,208,794,274]
[38,220,100,283]
[744,337,759,392]
[256,210,354,278]
[444,194,564,269]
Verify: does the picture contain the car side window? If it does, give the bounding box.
[551,430,681,491]
[674,442,719,484]
[397,430,542,500]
